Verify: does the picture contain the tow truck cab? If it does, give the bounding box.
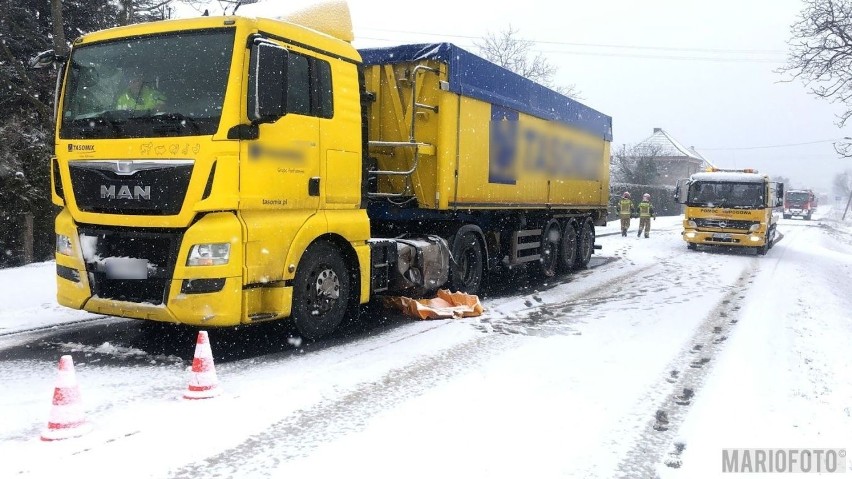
[674,168,783,255]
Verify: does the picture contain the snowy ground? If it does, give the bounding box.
[0,208,850,478]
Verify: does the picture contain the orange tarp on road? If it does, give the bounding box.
[384,289,484,320]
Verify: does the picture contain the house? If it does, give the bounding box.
[635,128,713,187]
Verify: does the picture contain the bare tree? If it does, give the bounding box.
[117,0,176,25]
[476,25,580,99]
[611,143,663,186]
[771,175,792,189]
[834,170,852,196]
[780,0,852,155]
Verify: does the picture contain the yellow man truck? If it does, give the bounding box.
[39,5,612,338]
[675,168,783,255]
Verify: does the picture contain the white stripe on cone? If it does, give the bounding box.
[183,331,221,400]
[41,355,92,441]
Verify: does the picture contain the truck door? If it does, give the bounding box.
[240,41,321,285]
[241,49,320,213]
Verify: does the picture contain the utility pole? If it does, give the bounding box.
[844,189,852,220]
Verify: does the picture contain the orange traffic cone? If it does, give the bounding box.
[183,331,221,400]
[41,355,92,441]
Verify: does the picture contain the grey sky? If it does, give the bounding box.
[191,0,849,193]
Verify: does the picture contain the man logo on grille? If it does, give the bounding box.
[100,185,151,200]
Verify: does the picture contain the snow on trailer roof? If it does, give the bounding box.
[358,43,613,142]
[689,171,767,183]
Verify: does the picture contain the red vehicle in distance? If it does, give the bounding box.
[783,189,817,220]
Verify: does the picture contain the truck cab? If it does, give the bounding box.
[675,168,783,255]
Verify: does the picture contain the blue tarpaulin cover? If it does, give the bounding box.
[358,43,613,141]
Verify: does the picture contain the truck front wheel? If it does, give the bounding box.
[292,241,352,340]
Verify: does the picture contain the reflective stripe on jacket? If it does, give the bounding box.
[639,201,655,218]
[619,198,633,216]
[116,86,164,110]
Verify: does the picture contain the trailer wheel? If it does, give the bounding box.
[558,221,578,272]
[537,220,561,278]
[450,231,484,295]
[575,218,595,269]
[291,241,352,340]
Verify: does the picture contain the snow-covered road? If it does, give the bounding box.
[0,209,850,478]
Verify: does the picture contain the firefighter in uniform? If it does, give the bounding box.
[637,193,656,238]
[618,192,633,237]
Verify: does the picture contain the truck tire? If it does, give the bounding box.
[756,243,768,255]
[291,241,352,340]
[804,214,812,221]
[450,231,484,295]
[575,218,594,269]
[537,220,560,278]
[687,243,697,251]
[558,221,578,272]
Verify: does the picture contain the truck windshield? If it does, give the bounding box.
[687,181,765,208]
[787,192,810,202]
[59,29,235,139]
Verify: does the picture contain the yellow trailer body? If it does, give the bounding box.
[361,44,612,214]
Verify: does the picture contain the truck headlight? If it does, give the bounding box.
[56,234,73,256]
[750,235,761,242]
[748,224,760,233]
[187,243,230,266]
[687,220,697,228]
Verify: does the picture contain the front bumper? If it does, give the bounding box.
[55,209,246,327]
[682,229,766,247]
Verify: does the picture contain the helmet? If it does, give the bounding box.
[643,193,651,200]
[622,191,631,198]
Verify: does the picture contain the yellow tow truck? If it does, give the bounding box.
[675,168,783,255]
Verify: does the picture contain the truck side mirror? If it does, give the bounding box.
[775,183,784,208]
[29,49,59,69]
[247,41,288,124]
[674,178,689,204]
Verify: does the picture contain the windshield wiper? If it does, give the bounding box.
[71,110,129,135]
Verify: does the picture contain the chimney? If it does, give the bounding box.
[653,128,662,134]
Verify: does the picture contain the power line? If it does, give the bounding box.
[698,139,843,151]
[357,26,785,55]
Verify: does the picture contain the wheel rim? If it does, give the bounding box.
[561,224,577,269]
[454,234,482,292]
[307,266,340,316]
[460,244,477,286]
[541,226,559,276]
[580,225,593,261]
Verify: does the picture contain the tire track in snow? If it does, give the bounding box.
[166,333,525,478]
[166,258,661,477]
[613,261,760,478]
